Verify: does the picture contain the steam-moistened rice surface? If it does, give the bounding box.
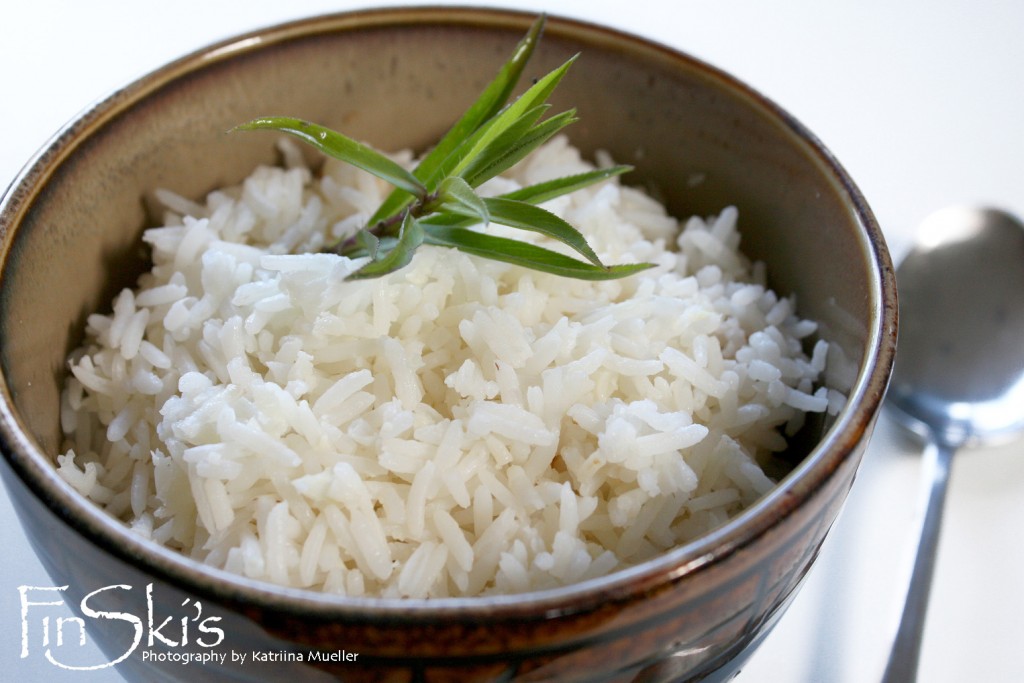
[58,137,838,597]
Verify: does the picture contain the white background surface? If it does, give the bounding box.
[2,1,1023,681]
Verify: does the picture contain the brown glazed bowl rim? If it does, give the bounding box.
[0,6,897,620]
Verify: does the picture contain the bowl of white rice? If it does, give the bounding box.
[0,7,896,682]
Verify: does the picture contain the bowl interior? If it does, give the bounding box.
[0,8,890,605]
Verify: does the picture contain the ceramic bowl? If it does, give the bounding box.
[0,7,896,682]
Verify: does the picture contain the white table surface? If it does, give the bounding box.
[2,1,1022,681]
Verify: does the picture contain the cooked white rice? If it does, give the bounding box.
[57,136,839,598]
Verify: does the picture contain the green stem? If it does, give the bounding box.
[334,190,442,256]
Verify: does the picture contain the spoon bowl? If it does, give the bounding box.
[882,206,1024,682]
[887,206,1024,448]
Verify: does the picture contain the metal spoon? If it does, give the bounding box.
[882,206,1024,682]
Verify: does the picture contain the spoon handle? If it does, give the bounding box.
[881,441,956,683]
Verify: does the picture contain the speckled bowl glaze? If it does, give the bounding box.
[0,7,896,682]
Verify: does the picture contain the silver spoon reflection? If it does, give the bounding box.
[882,206,1024,682]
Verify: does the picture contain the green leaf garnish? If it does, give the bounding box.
[440,55,577,184]
[234,15,655,281]
[424,225,650,281]
[433,176,490,225]
[500,165,633,205]
[356,229,381,260]
[234,117,427,200]
[366,15,545,228]
[418,165,634,230]
[459,108,578,189]
[482,197,603,267]
[348,213,424,280]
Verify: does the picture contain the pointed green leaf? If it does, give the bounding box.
[356,229,381,260]
[435,176,490,224]
[424,225,655,280]
[399,56,577,205]
[367,15,546,226]
[348,213,425,279]
[501,165,633,204]
[235,117,426,199]
[461,109,578,188]
[483,197,603,266]
[444,56,578,181]
[417,15,546,176]
[344,236,398,259]
[418,165,634,232]
[456,104,551,184]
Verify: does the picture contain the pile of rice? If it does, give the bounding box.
[57,136,840,598]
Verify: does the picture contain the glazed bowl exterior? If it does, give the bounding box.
[0,7,896,682]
